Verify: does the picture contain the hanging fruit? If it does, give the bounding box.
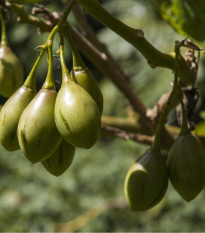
[17,41,62,163]
[0,9,24,98]
[167,99,205,202]
[124,149,168,211]
[54,43,101,149]
[0,49,44,151]
[41,140,75,176]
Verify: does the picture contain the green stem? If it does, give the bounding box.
[40,1,75,89]
[64,26,85,68]
[0,8,8,46]
[178,96,190,136]
[151,41,182,152]
[59,33,72,84]
[75,0,173,68]
[46,1,76,44]
[75,0,193,81]
[24,48,46,89]
[42,40,56,90]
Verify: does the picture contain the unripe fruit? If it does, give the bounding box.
[41,140,75,176]
[0,46,24,98]
[18,89,62,163]
[71,67,103,115]
[0,86,36,151]
[54,82,101,149]
[167,133,205,202]
[124,150,168,211]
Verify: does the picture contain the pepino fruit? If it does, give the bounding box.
[0,11,24,98]
[0,45,24,98]
[0,86,36,151]
[167,133,205,202]
[55,81,101,149]
[17,41,62,163]
[0,50,43,151]
[17,88,62,163]
[41,140,75,176]
[124,150,168,211]
[54,44,101,149]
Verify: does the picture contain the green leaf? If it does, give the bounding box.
[149,0,205,48]
[9,0,44,4]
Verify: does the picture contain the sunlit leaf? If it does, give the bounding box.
[149,0,205,48]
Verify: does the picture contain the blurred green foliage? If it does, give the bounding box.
[1,0,205,232]
[149,0,205,48]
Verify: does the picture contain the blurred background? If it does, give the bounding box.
[1,0,205,231]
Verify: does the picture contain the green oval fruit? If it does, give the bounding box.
[41,140,75,177]
[18,89,62,163]
[71,67,103,115]
[167,133,205,202]
[124,150,168,211]
[0,46,24,98]
[0,86,36,151]
[54,82,101,149]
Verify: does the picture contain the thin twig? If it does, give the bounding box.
[101,124,154,145]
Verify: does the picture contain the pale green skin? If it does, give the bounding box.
[41,140,75,177]
[71,68,103,115]
[124,151,168,211]
[0,46,24,98]
[54,82,101,149]
[167,133,205,202]
[0,86,36,151]
[18,89,62,163]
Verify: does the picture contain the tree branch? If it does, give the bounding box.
[101,124,154,146]
[74,0,194,83]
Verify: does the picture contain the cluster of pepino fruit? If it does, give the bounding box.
[124,98,205,211]
[0,34,103,176]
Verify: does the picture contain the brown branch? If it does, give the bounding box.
[5,1,52,33]
[101,124,154,146]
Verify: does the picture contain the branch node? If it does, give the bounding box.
[136,29,144,38]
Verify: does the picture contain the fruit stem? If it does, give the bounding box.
[45,1,76,44]
[42,40,56,91]
[0,7,8,46]
[59,32,73,84]
[64,26,85,69]
[151,40,183,152]
[178,96,190,136]
[24,47,46,90]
